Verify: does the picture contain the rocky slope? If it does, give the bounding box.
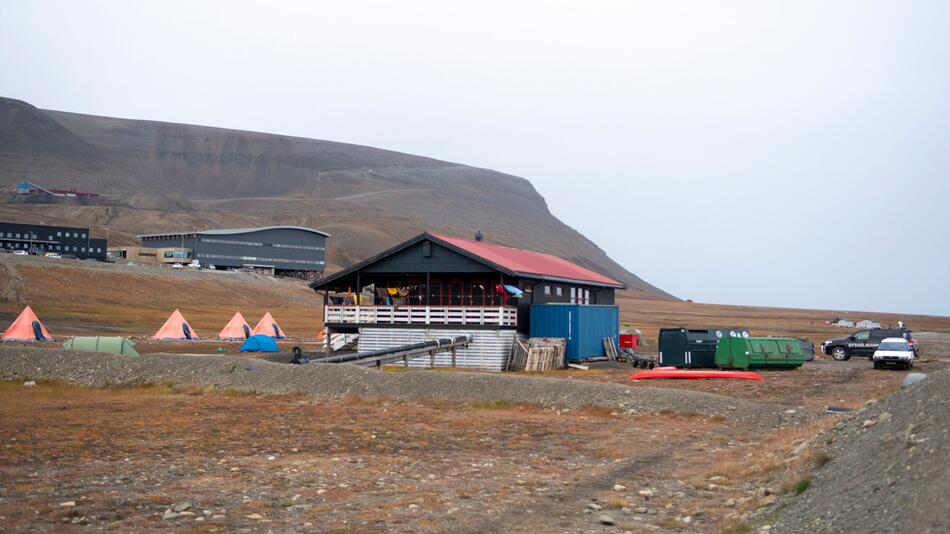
[773,369,950,533]
[0,97,668,296]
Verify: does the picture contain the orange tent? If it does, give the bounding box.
[153,309,199,340]
[253,311,286,339]
[1,306,52,341]
[218,312,251,340]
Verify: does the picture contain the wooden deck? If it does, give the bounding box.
[325,305,517,327]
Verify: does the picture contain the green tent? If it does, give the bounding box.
[62,336,140,357]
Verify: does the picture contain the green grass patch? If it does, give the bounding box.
[469,399,515,410]
[793,476,812,495]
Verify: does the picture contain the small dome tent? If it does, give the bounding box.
[239,334,279,353]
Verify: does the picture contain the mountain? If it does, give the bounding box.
[0,96,672,298]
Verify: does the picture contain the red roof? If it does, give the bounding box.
[430,232,624,287]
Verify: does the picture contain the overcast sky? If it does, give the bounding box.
[2,0,948,315]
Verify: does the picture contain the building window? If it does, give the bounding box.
[544,285,551,295]
[57,231,61,237]
[555,286,563,297]
[81,233,86,238]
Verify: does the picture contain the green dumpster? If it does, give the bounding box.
[715,336,803,370]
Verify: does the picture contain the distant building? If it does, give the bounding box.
[855,320,881,329]
[138,226,329,276]
[0,221,107,260]
[108,246,191,265]
[15,180,100,198]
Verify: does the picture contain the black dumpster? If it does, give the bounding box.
[658,327,750,368]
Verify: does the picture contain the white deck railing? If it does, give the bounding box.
[325,305,517,327]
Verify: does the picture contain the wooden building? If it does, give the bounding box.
[311,231,624,370]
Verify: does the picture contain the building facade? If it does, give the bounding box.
[0,222,107,260]
[139,226,329,275]
[311,231,625,370]
[108,246,191,264]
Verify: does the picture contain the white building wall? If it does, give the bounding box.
[357,327,519,371]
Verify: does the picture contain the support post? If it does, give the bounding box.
[499,273,504,306]
[451,347,457,368]
[430,349,436,368]
[404,354,409,369]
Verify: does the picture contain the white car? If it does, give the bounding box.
[872,337,916,370]
[172,262,184,270]
[13,250,28,256]
[44,252,62,259]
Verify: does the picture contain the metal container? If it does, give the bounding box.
[658,327,750,368]
[619,333,640,349]
[715,336,804,370]
[529,304,619,362]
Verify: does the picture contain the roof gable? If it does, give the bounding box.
[311,232,625,290]
[430,233,624,288]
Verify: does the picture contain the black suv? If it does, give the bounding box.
[821,328,913,361]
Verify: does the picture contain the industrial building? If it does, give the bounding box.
[138,226,329,276]
[0,222,107,260]
[311,231,624,370]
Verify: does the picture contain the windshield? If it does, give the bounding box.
[878,341,910,351]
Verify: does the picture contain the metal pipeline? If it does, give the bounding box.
[300,334,473,364]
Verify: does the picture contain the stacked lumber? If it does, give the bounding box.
[507,337,566,371]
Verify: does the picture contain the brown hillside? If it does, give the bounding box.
[0,97,669,297]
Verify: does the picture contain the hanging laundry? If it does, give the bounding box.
[503,284,524,297]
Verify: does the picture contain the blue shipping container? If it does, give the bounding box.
[529,304,620,362]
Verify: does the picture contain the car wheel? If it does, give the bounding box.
[831,347,849,361]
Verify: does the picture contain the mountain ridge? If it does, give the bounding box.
[0,96,672,298]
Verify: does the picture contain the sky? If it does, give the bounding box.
[1,0,948,315]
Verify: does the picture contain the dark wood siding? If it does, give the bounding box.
[363,241,495,274]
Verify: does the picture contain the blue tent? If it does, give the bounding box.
[239,334,280,353]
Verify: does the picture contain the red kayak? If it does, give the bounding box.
[628,369,764,381]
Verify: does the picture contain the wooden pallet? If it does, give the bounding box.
[507,337,566,371]
[603,337,618,361]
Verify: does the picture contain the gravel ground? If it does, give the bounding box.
[773,368,950,533]
[0,346,797,428]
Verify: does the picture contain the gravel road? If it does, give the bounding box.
[0,346,797,428]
